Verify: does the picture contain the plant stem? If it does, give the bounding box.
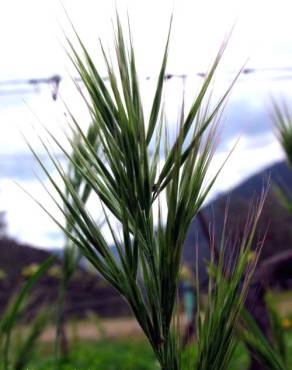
[54,271,69,370]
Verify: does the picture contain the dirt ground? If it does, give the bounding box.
[41,318,145,342]
[39,290,292,343]
[41,316,188,342]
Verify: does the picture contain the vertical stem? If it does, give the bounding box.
[54,272,69,370]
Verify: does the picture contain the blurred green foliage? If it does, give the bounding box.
[24,332,292,370]
[27,338,252,370]
[30,339,158,370]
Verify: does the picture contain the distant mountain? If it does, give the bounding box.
[221,161,292,199]
[0,238,51,277]
[0,238,129,318]
[183,160,292,278]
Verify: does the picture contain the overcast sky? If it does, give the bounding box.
[1,0,292,248]
[1,0,292,77]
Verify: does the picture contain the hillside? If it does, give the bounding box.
[183,160,292,276]
[0,238,129,318]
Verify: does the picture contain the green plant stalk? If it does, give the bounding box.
[195,192,267,370]
[1,255,55,370]
[266,292,287,365]
[54,268,69,369]
[54,123,100,369]
[12,307,49,370]
[241,308,287,370]
[271,98,292,167]
[267,98,292,369]
[272,98,292,215]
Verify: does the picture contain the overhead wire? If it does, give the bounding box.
[0,65,292,162]
[1,66,292,101]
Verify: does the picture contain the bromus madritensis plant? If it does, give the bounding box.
[272,98,292,168]
[1,256,55,370]
[271,98,292,212]
[27,15,265,370]
[224,98,292,370]
[53,121,102,369]
[195,191,287,370]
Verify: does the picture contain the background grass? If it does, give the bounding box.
[26,331,292,370]
[27,337,251,370]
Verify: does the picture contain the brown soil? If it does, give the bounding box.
[41,318,144,342]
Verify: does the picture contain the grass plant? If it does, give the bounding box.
[271,98,292,212]
[195,194,267,370]
[29,16,235,369]
[240,308,287,370]
[54,121,101,369]
[0,256,54,370]
[27,14,282,370]
[272,99,292,167]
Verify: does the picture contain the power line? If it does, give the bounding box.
[1,66,292,101]
[0,75,61,101]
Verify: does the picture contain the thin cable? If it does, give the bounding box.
[1,66,292,101]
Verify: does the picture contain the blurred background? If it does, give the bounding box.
[0,0,291,247]
[1,1,292,369]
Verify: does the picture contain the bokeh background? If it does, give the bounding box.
[0,0,291,248]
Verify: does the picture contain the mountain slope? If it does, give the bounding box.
[183,160,292,275]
